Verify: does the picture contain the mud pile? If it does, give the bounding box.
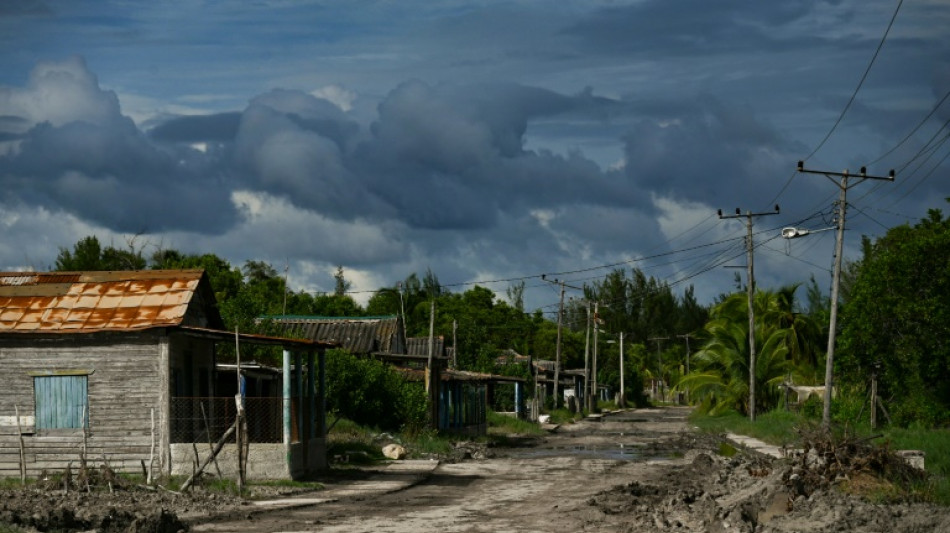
[587,432,950,532]
[0,471,246,533]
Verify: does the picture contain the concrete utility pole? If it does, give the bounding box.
[677,333,693,402]
[592,302,601,411]
[796,161,894,428]
[648,336,669,401]
[718,205,780,422]
[427,299,438,428]
[541,275,582,410]
[584,302,591,411]
[554,281,565,408]
[619,331,625,407]
[452,319,458,369]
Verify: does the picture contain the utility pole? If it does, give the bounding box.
[619,331,625,407]
[648,336,669,402]
[677,333,693,402]
[592,302,601,411]
[718,205,780,422]
[427,300,438,428]
[554,281,565,408]
[797,161,894,428]
[584,301,591,411]
[541,275,583,410]
[452,319,458,369]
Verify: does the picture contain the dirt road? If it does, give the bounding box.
[190,406,950,533]
[192,407,695,532]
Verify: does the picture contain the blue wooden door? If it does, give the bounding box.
[34,375,88,429]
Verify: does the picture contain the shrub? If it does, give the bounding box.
[325,349,428,431]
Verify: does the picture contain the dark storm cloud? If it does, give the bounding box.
[149,112,241,143]
[620,96,799,209]
[2,118,238,233]
[349,80,639,229]
[562,0,831,56]
[0,58,238,233]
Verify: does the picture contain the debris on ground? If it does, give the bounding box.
[584,429,950,532]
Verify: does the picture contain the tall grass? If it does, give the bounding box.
[689,408,803,448]
[487,411,544,436]
[876,427,950,505]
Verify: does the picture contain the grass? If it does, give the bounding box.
[327,416,455,461]
[547,407,585,425]
[689,408,803,448]
[873,426,950,505]
[487,411,545,436]
[690,407,950,505]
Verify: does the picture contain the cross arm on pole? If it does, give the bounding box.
[797,161,895,189]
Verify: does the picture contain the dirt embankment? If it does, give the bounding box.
[581,431,950,532]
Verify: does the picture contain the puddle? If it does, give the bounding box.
[506,443,670,462]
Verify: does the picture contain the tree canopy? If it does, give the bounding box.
[838,206,950,426]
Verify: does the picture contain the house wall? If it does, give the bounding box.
[0,333,164,477]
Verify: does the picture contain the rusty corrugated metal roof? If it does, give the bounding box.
[0,270,208,333]
[267,315,402,354]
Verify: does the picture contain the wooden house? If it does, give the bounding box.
[0,270,332,480]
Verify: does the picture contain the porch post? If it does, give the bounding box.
[294,352,303,441]
[319,350,327,438]
[282,349,291,446]
[514,382,523,418]
[307,351,316,439]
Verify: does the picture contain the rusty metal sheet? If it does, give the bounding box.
[0,270,205,333]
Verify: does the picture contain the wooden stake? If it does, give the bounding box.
[870,373,878,429]
[199,402,222,477]
[14,405,25,485]
[147,408,155,485]
[179,421,237,492]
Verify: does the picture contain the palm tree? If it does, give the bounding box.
[678,286,823,415]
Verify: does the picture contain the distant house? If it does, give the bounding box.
[0,270,333,480]
[265,315,405,356]
[269,316,525,434]
[496,349,583,410]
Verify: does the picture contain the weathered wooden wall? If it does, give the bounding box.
[0,332,164,477]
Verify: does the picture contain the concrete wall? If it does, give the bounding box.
[170,438,326,480]
[171,443,290,479]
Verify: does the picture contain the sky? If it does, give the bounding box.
[0,0,948,318]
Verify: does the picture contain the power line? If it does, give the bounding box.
[802,0,904,162]
[769,0,904,207]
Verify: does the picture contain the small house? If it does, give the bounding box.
[0,270,332,480]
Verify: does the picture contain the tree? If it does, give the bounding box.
[55,235,146,271]
[838,206,950,426]
[680,287,822,415]
[333,266,351,296]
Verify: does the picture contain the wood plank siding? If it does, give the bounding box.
[0,332,165,476]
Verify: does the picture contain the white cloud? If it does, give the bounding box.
[310,85,357,112]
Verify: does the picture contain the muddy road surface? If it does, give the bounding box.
[193,407,691,533]
[191,406,950,533]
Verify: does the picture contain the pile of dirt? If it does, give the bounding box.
[0,473,248,533]
[585,431,950,532]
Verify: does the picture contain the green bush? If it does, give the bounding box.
[325,349,428,431]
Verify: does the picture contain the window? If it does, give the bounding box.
[34,375,88,430]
